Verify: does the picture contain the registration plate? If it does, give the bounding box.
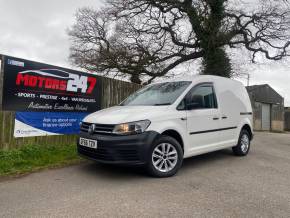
[79,138,98,149]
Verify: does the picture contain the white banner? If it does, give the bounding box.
[14,119,59,138]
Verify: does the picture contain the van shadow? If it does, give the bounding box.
[79,149,234,180]
[182,149,233,168]
[79,162,148,180]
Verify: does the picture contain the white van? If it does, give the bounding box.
[77,75,253,177]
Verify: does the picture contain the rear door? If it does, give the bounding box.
[185,83,221,152]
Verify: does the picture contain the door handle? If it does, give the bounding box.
[222,116,228,119]
[213,117,219,120]
[181,117,187,121]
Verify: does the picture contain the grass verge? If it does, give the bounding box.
[0,144,82,177]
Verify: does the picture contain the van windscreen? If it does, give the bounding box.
[120,81,191,106]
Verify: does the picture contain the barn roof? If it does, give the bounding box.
[246,84,284,105]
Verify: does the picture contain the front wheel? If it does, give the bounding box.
[146,135,183,178]
[232,129,251,156]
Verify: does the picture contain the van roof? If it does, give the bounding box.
[153,75,243,86]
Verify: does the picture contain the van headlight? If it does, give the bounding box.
[113,120,151,135]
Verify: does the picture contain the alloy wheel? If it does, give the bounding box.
[152,143,178,173]
[240,134,249,153]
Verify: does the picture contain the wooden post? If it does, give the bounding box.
[0,55,4,110]
[0,55,7,149]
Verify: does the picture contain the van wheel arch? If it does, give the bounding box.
[161,129,184,153]
[241,124,253,140]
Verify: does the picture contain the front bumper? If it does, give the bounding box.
[77,131,159,165]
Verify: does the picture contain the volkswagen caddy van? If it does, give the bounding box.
[77,75,253,177]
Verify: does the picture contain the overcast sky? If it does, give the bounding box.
[0,0,289,106]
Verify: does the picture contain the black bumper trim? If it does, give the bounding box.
[77,131,159,165]
[240,112,253,115]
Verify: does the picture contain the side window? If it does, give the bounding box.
[187,84,217,109]
[177,98,186,110]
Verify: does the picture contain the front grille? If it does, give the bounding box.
[81,122,115,135]
[78,146,140,162]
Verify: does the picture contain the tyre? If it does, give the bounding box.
[146,135,183,178]
[232,129,251,156]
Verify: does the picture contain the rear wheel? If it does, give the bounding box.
[232,129,251,156]
[146,135,183,177]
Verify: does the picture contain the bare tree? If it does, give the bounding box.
[68,0,290,84]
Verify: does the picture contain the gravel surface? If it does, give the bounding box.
[0,132,290,218]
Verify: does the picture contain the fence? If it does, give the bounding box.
[0,76,141,150]
[285,110,290,131]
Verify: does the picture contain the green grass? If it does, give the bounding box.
[0,144,82,177]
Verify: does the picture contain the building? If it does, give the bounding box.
[246,84,284,132]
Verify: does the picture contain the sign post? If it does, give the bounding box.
[0,55,4,110]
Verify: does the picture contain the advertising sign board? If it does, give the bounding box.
[2,55,102,112]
